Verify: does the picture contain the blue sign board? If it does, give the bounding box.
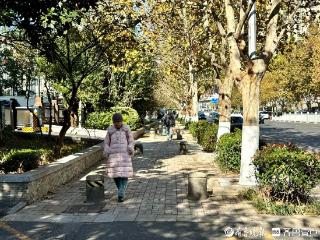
[211,98,218,104]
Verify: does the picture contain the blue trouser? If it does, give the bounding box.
[113,177,128,198]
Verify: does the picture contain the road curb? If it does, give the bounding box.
[6,201,27,215]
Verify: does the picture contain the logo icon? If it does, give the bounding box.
[224,227,235,237]
[272,228,281,237]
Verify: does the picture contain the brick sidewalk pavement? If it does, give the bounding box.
[2,131,320,237]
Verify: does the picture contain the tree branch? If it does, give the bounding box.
[235,0,255,39]
[215,21,228,68]
[224,0,236,34]
[77,48,106,89]
[264,0,300,61]
[276,4,301,43]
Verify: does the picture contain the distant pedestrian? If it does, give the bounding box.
[164,112,175,140]
[103,113,134,202]
[173,110,178,120]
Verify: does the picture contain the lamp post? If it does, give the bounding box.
[248,0,257,59]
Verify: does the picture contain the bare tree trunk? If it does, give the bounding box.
[189,61,198,121]
[217,70,233,139]
[182,0,198,122]
[55,125,69,153]
[44,80,53,137]
[217,0,242,139]
[239,71,261,185]
[55,108,71,155]
[0,124,2,144]
[0,101,3,146]
[238,0,293,185]
[55,94,78,154]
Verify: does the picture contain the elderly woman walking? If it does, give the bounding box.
[103,113,134,202]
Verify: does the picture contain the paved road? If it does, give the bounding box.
[261,121,320,153]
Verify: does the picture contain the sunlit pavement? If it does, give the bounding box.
[1,130,320,239]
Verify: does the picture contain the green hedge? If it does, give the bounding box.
[177,118,192,130]
[85,107,141,130]
[85,112,110,130]
[189,121,218,152]
[177,117,186,125]
[216,129,242,173]
[188,121,198,137]
[189,121,207,143]
[1,149,40,173]
[254,144,320,203]
[201,124,218,152]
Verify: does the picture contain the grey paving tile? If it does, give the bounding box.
[156,214,177,222]
[94,212,116,222]
[135,214,157,221]
[114,213,138,221]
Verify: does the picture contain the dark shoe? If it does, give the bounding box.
[118,196,124,202]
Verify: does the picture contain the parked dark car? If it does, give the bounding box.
[198,111,206,120]
[209,111,219,124]
[230,115,243,132]
[259,114,264,124]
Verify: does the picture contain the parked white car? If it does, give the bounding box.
[259,111,270,119]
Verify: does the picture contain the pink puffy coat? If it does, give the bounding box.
[103,124,134,178]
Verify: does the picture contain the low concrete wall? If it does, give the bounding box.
[272,113,320,123]
[0,143,103,203]
[133,128,145,140]
[48,125,150,140]
[0,128,146,203]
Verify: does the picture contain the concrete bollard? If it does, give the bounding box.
[134,142,144,155]
[86,174,105,202]
[188,172,207,201]
[150,128,156,138]
[176,129,183,140]
[179,141,187,154]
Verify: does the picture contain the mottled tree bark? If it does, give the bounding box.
[217,71,233,138]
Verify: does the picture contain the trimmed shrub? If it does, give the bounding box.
[216,129,241,173]
[197,121,211,146]
[1,149,40,173]
[189,120,208,143]
[254,144,320,203]
[184,121,192,130]
[188,121,218,152]
[201,124,218,152]
[85,107,141,130]
[85,112,110,130]
[39,149,55,163]
[111,107,141,130]
[188,122,198,137]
